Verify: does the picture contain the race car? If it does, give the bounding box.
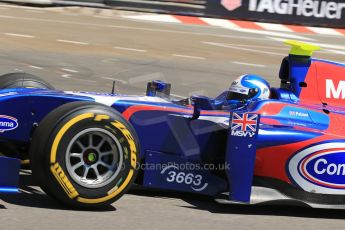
[1,40,345,209]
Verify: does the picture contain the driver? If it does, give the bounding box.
[224,74,270,110]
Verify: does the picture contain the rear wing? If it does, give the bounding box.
[279,41,320,100]
[280,41,345,107]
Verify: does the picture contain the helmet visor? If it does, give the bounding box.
[227,88,258,101]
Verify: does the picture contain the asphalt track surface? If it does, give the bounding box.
[1,3,345,230]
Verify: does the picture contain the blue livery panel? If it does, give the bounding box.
[226,113,260,203]
[0,156,20,193]
[143,151,227,196]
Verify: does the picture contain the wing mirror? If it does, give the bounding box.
[146,80,171,99]
[190,95,215,119]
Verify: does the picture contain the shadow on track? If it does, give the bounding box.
[4,172,345,219]
[129,187,345,220]
[0,171,116,212]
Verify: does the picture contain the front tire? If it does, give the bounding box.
[30,101,139,208]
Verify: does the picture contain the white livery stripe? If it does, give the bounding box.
[255,22,292,32]
[288,143,345,195]
[66,92,170,106]
[198,116,230,126]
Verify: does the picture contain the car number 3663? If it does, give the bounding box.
[161,165,208,192]
[166,171,203,186]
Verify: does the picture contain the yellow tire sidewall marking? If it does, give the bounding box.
[49,112,94,201]
[111,121,137,168]
[50,113,94,164]
[77,169,134,204]
[51,162,79,199]
[77,120,138,204]
[49,113,137,204]
[94,114,110,121]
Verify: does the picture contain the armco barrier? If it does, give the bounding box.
[104,0,345,28]
[206,0,345,28]
[51,0,106,7]
[2,0,53,4]
[104,0,205,15]
[2,0,345,28]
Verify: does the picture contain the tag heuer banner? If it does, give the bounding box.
[206,0,345,28]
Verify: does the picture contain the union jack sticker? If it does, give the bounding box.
[231,113,258,132]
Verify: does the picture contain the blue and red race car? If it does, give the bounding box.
[1,40,345,209]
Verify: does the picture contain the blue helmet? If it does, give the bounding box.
[227,74,270,104]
